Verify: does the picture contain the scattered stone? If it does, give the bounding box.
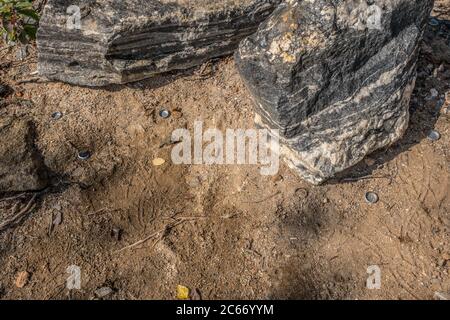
[15,271,30,288]
[52,211,63,226]
[37,0,281,86]
[95,286,114,299]
[271,174,283,184]
[0,117,49,192]
[152,158,166,166]
[236,0,434,184]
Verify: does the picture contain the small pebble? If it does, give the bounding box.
[272,174,283,183]
[15,271,30,288]
[52,211,63,226]
[152,158,166,166]
[95,286,113,298]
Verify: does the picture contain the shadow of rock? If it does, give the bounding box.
[268,195,362,300]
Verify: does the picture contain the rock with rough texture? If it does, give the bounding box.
[0,117,48,192]
[236,0,434,184]
[37,0,280,86]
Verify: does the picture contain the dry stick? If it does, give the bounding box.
[339,174,391,183]
[242,191,281,204]
[87,207,109,216]
[115,216,205,253]
[0,193,38,232]
[115,227,167,253]
[0,193,26,202]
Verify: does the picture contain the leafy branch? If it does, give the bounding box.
[0,0,39,44]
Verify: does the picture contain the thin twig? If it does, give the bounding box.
[115,227,166,253]
[339,174,391,183]
[0,193,38,232]
[242,191,281,204]
[115,216,205,253]
[87,207,108,216]
[0,193,26,202]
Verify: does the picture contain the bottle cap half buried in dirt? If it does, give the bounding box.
[159,109,171,119]
[365,192,379,204]
[51,111,63,120]
[428,130,441,141]
[78,150,91,160]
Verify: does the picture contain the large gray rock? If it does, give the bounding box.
[37,0,280,86]
[236,0,434,184]
[0,117,48,192]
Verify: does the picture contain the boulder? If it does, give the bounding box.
[0,117,48,192]
[236,0,434,184]
[37,0,280,86]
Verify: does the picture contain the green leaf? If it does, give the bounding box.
[17,8,39,21]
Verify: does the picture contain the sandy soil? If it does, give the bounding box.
[0,2,449,300]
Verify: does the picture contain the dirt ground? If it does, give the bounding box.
[0,2,449,300]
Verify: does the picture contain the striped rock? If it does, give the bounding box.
[236,0,434,184]
[37,0,280,86]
